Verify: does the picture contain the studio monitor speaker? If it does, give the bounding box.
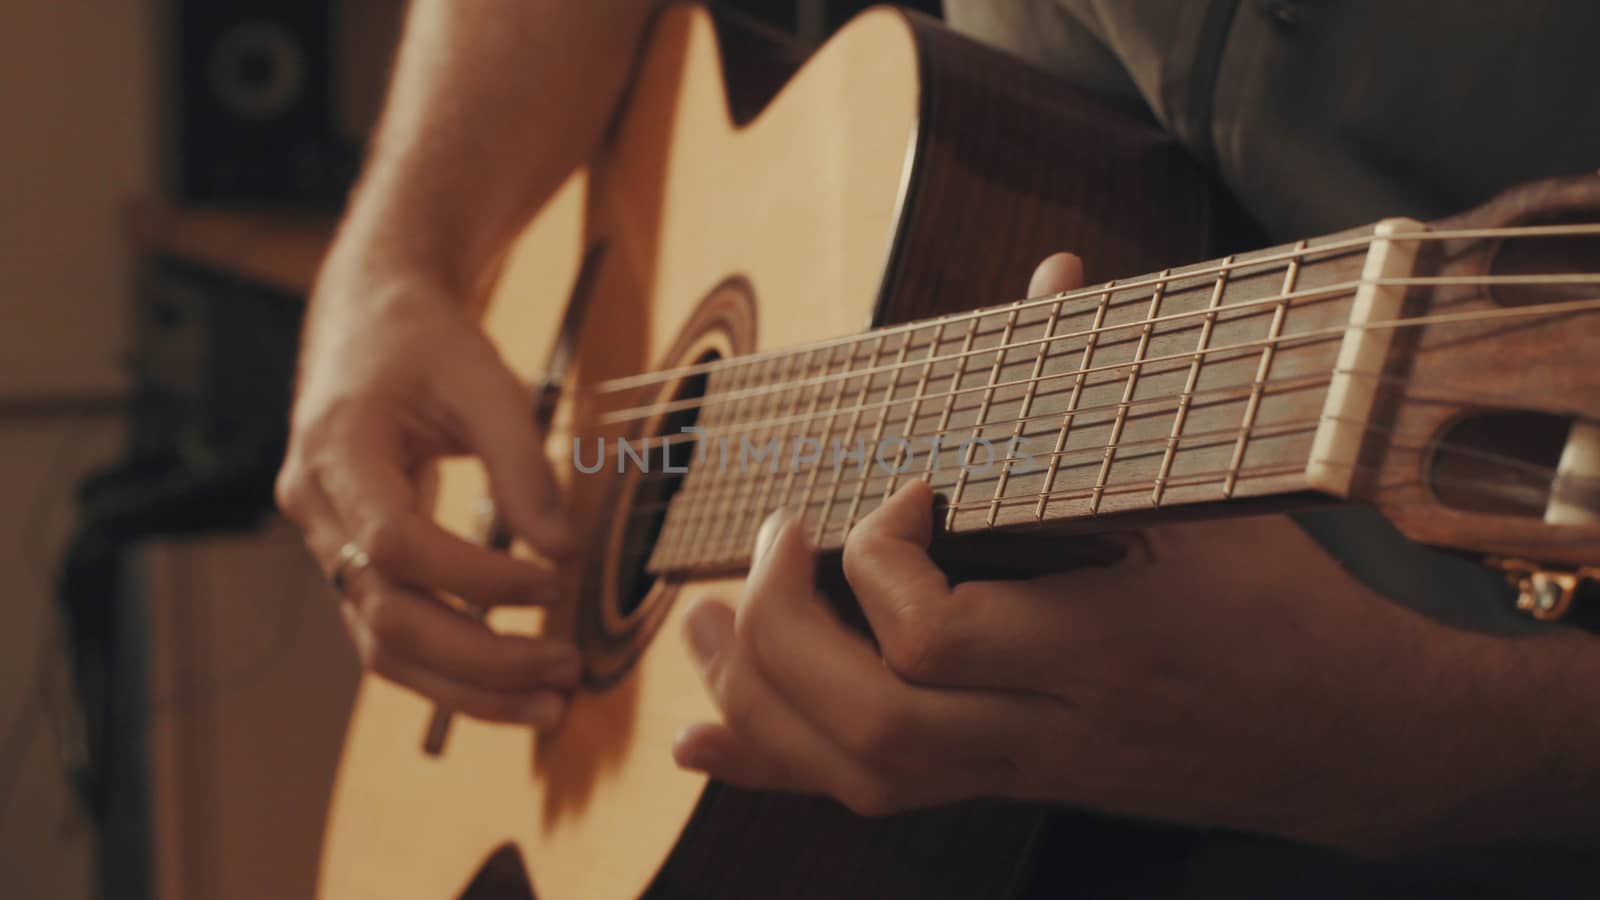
[175,0,357,207]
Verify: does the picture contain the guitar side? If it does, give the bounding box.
[317,6,1223,899]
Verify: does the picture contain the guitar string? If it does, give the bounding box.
[590,222,1600,397]
[594,276,1600,427]
[623,378,1558,523]
[634,439,1557,566]
[604,362,1338,469]
[626,355,1584,560]
[623,370,1340,498]
[603,289,1587,533]
[640,430,1573,565]
[582,292,1600,457]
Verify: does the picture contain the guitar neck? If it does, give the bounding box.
[643,221,1414,574]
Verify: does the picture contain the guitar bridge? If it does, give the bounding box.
[1486,557,1600,621]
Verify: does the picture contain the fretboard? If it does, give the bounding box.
[642,226,1383,573]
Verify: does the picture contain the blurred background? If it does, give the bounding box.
[0,1,937,898]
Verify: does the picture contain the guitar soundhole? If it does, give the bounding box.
[1488,210,1600,307]
[611,353,715,618]
[1428,411,1572,516]
[580,278,753,686]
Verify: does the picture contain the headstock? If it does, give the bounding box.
[1345,174,1600,614]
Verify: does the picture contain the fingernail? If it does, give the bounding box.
[686,605,724,662]
[754,510,795,564]
[523,693,566,730]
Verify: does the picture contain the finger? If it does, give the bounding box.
[340,605,568,728]
[841,481,960,680]
[673,720,991,814]
[841,482,1077,693]
[742,512,1028,772]
[680,598,906,817]
[344,573,582,694]
[1028,251,1086,298]
[441,358,574,558]
[277,468,351,588]
[671,722,809,793]
[316,413,561,606]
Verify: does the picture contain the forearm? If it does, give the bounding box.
[1333,624,1600,855]
[328,0,663,300]
[1450,630,1600,847]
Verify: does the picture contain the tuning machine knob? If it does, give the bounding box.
[1487,557,1600,621]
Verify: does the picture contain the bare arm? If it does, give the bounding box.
[1460,630,1600,847]
[328,0,664,297]
[278,0,662,727]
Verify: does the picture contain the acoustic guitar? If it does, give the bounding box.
[318,5,1600,898]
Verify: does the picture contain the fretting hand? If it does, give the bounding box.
[671,253,1559,854]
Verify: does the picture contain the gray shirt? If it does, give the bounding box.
[946,0,1600,638]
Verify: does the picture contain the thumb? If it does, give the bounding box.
[750,509,816,591]
[452,360,574,558]
[1028,251,1085,298]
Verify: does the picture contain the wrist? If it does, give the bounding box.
[300,241,477,376]
[319,200,470,303]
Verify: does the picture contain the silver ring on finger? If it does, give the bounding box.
[330,541,372,595]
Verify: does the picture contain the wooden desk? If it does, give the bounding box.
[128,204,338,297]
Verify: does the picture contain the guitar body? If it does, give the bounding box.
[320,6,1230,898]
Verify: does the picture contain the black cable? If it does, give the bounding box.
[0,412,117,823]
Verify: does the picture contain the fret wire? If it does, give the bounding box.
[1091,273,1170,514]
[646,370,1340,514]
[656,394,1406,549]
[653,353,1557,565]
[659,350,1544,519]
[739,347,811,559]
[989,298,1062,526]
[924,312,981,488]
[967,460,1313,516]
[697,357,760,564]
[651,352,1569,569]
[651,364,724,570]
[681,358,761,568]
[629,358,1348,504]
[948,301,1023,532]
[650,287,1600,559]
[814,334,887,545]
[595,267,1593,425]
[635,263,1600,456]
[1037,281,1115,520]
[775,343,837,520]
[597,223,1600,398]
[843,328,915,536]
[797,340,867,545]
[677,360,752,565]
[724,350,806,561]
[658,324,1307,453]
[662,363,724,569]
[641,406,1552,532]
[643,411,1333,522]
[649,363,736,570]
[1152,257,1233,507]
[1225,241,1305,497]
[882,320,947,503]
